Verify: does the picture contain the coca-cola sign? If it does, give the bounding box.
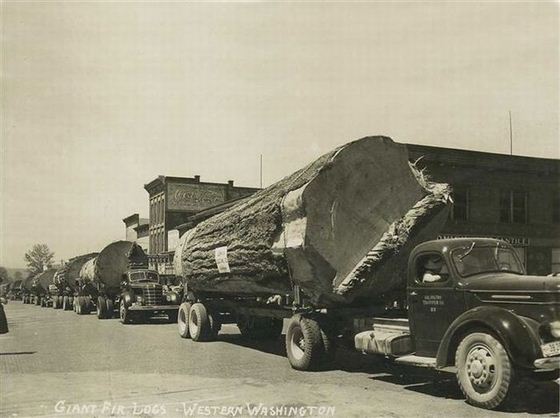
[167,183,226,212]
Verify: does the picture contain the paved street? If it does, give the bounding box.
[0,301,558,418]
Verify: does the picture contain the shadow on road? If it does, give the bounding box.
[212,337,560,415]
[0,351,36,356]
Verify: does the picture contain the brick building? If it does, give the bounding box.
[408,144,560,275]
[144,175,259,271]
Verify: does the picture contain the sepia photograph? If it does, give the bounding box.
[1,1,559,417]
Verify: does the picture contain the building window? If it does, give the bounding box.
[553,196,560,224]
[499,190,527,224]
[552,248,560,274]
[451,187,469,221]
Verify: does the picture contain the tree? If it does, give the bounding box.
[0,267,8,284]
[14,271,23,282]
[24,244,55,275]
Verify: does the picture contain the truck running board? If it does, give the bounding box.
[394,355,436,368]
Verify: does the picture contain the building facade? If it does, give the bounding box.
[122,213,150,251]
[144,175,259,257]
[408,144,560,275]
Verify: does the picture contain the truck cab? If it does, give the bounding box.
[356,238,560,409]
[119,269,180,324]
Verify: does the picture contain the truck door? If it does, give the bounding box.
[408,252,465,357]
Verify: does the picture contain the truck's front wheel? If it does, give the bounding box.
[455,332,514,409]
[285,315,325,371]
[119,300,133,324]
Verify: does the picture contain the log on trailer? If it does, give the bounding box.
[32,269,57,295]
[180,136,451,307]
[78,241,147,295]
[54,253,98,291]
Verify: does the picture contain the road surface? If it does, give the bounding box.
[0,301,558,418]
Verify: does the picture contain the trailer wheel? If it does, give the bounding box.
[53,297,58,309]
[106,299,114,319]
[78,296,88,315]
[62,296,69,311]
[285,315,325,371]
[97,296,107,319]
[119,299,133,324]
[69,296,74,309]
[455,332,515,409]
[188,303,212,341]
[178,302,192,338]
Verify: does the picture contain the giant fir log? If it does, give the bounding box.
[181,136,451,307]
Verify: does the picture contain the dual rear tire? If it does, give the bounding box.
[97,296,114,319]
[177,302,220,341]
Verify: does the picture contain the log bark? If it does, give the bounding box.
[181,136,451,307]
[79,241,146,291]
[54,253,98,291]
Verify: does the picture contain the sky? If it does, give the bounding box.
[1,1,558,268]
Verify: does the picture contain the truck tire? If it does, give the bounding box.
[119,299,133,324]
[106,299,114,319]
[97,296,107,319]
[188,303,212,341]
[285,315,325,371]
[63,296,70,311]
[52,297,58,309]
[35,296,41,306]
[68,296,74,309]
[77,296,88,315]
[178,302,192,338]
[455,332,515,409]
[238,317,282,340]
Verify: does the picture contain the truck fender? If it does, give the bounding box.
[436,305,541,369]
[121,292,134,308]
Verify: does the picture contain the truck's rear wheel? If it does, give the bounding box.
[97,296,107,319]
[285,315,325,371]
[188,303,212,341]
[53,296,58,309]
[178,302,192,338]
[62,296,69,310]
[106,299,114,319]
[455,332,514,409]
[77,296,88,315]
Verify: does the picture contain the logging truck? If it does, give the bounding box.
[172,137,559,409]
[71,241,180,322]
[177,238,560,410]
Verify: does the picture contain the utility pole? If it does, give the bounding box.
[259,154,263,189]
[508,110,513,155]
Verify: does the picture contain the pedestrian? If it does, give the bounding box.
[0,297,9,334]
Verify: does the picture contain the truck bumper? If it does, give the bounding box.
[128,305,179,312]
[534,357,560,370]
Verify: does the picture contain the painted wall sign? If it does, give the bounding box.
[167,183,226,212]
[214,246,231,274]
[437,234,530,247]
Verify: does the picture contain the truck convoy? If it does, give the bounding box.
[173,136,560,410]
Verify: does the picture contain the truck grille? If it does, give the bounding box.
[142,284,163,305]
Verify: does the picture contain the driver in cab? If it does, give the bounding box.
[422,255,447,283]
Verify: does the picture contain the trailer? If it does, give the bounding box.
[174,137,560,410]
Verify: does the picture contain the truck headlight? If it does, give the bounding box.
[550,321,560,339]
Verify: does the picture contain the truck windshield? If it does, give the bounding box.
[451,245,524,277]
[129,271,159,283]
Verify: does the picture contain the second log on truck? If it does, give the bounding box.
[174,136,560,410]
